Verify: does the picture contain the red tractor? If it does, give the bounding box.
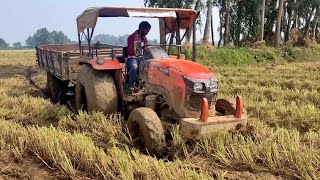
[37,7,247,156]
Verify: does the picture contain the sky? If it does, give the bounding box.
[0,0,219,45]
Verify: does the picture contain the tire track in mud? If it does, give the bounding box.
[0,148,65,180]
[24,66,48,99]
[24,66,77,113]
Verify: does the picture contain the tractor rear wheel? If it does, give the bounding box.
[127,107,166,157]
[75,65,118,114]
[46,72,69,103]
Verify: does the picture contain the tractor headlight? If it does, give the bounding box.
[184,76,217,93]
[210,77,218,92]
[194,82,204,91]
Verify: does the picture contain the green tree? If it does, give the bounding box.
[216,0,225,47]
[0,38,9,49]
[311,5,320,40]
[25,28,71,47]
[13,42,23,49]
[264,0,278,43]
[144,0,196,44]
[300,0,320,38]
[149,39,159,44]
[224,0,231,45]
[230,0,243,45]
[285,0,295,42]
[26,28,53,47]
[144,0,195,10]
[92,34,130,46]
[185,0,203,46]
[144,0,166,45]
[304,3,316,38]
[228,0,260,45]
[203,0,213,44]
[275,0,284,46]
[51,31,71,44]
[260,0,266,41]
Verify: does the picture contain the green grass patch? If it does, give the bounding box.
[184,44,320,66]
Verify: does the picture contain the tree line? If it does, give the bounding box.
[93,34,158,46]
[0,28,72,50]
[3,1,319,49]
[0,28,158,50]
[144,0,320,47]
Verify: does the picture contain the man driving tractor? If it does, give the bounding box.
[54,6,247,156]
[127,21,151,93]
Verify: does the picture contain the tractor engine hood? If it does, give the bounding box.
[151,58,213,79]
[147,58,218,119]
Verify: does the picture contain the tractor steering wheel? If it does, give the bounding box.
[142,44,162,54]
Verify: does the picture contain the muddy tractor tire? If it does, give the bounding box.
[46,72,69,103]
[75,64,118,114]
[216,98,247,117]
[127,107,166,157]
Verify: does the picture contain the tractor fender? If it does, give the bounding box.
[90,57,122,70]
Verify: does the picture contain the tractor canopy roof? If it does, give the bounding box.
[76,7,197,34]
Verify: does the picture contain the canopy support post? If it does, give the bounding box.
[78,33,82,55]
[192,11,200,62]
[87,28,91,56]
[176,15,181,55]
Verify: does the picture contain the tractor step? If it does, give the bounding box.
[123,89,147,102]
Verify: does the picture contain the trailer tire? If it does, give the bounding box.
[127,107,165,157]
[75,65,118,115]
[46,72,69,103]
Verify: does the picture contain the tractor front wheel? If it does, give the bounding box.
[127,107,166,157]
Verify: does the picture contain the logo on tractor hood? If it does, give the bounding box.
[158,67,169,76]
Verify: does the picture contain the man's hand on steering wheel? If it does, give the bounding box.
[142,45,149,52]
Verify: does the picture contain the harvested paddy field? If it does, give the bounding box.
[0,50,319,179]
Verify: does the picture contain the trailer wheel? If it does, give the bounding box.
[75,65,118,114]
[127,107,165,157]
[46,72,69,103]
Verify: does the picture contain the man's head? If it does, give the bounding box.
[138,21,151,36]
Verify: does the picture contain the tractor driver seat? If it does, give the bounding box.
[117,47,128,63]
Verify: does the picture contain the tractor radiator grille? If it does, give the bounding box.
[189,93,216,111]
